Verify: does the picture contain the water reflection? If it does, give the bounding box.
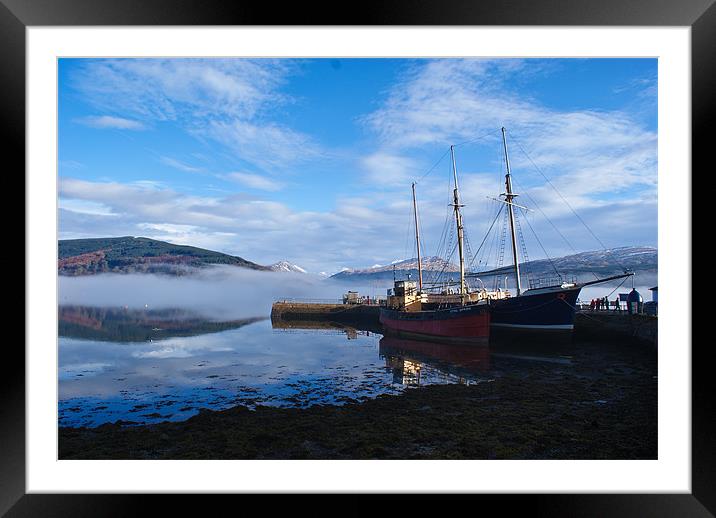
[379,336,491,386]
[271,318,375,340]
[59,306,572,428]
[59,305,266,342]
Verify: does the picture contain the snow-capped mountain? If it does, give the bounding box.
[268,261,307,274]
[476,246,657,278]
[330,256,459,283]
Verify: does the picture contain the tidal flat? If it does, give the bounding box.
[59,338,656,460]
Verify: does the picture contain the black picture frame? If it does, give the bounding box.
[5,0,710,513]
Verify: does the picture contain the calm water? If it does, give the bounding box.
[59,306,515,428]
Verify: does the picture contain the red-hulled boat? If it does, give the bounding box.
[379,297,490,344]
[379,147,494,344]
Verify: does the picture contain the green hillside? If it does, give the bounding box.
[58,236,269,276]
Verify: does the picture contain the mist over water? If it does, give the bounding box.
[58,266,383,319]
[56,267,497,428]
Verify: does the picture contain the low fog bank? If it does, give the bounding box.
[58,265,657,319]
[58,266,378,320]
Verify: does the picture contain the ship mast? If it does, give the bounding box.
[411,182,423,293]
[501,127,522,296]
[450,145,467,304]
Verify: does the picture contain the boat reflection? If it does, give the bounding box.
[271,318,377,340]
[59,305,266,342]
[379,335,491,386]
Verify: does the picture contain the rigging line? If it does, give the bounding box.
[477,200,500,269]
[415,194,428,261]
[604,274,631,299]
[433,209,451,268]
[557,299,606,324]
[435,241,458,287]
[510,135,629,272]
[434,174,453,262]
[403,199,415,263]
[452,129,503,148]
[468,203,505,270]
[510,175,600,281]
[518,207,562,280]
[516,212,533,286]
[415,147,451,184]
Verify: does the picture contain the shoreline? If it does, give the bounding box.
[59,339,657,460]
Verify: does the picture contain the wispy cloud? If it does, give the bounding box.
[362,59,657,213]
[204,120,323,171]
[360,152,420,187]
[159,156,204,173]
[224,172,284,192]
[68,59,319,171]
[76,115,146,130]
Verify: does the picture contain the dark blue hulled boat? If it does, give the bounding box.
[490,284,581,335]
[473,128,632,341]
[489,274,633,339]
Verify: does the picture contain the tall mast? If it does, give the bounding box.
[411,182,423,292]
[450,145,467,304]
[501,127,522,296]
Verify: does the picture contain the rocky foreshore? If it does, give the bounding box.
[59,340,657,460]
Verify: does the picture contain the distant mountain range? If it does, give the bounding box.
[329,247,657,286]
[58,236,269,276]
[58,238,657,287]
[330,256,459,283]
[475,246,657,278]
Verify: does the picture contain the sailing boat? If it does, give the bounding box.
[379,147,492,344]
[478,127,632,339]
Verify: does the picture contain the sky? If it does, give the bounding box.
[58,58,657,275]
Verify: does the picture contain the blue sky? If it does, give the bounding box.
[58,58,657,274]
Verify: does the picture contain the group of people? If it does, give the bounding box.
[589,296,620,311]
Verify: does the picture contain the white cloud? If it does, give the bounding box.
[71,59,292,122]
[76,115,146,130]
[58,199,117,217]
[205,119,322,171]
[360,152,420,186]
[224,172,284,191]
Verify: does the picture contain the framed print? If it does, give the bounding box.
[5,0,712,513]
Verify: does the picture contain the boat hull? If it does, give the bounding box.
[490,286,581,340]
[379,303,490,344]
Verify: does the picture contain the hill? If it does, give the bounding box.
[58,236,269,276]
